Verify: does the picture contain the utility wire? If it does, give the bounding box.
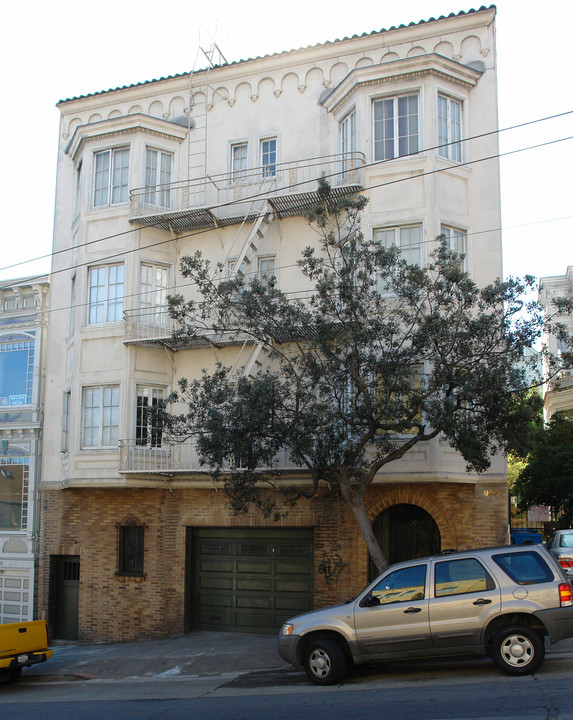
[1,108,571,281]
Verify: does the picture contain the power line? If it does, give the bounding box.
[1,119,572,315]
[1,108,571,283]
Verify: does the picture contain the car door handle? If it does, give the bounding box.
[473,598,492,606]
[404,607,422,614]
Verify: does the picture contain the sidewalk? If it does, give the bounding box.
[24,631,288,682]
[22,632,573,683]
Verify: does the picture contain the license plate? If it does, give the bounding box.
[17,654,29,663]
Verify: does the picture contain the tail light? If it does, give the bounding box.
[559,558,573,569]
[559,582,573,607]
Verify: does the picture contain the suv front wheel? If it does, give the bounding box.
[304,638,346,685]
[491,624,544,675]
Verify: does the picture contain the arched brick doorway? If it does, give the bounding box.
[370,504,441,580]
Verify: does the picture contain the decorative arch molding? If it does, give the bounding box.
[366,485,458,551]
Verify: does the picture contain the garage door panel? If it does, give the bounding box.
[236,560,273,574]
[237,578,272,592]
[275,578,313,593]
[191,528,314,634]
[199,559,234,573]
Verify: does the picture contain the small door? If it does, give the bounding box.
[53,556,80,640]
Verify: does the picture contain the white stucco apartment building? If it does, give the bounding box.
[539,266,573,420]
[39,6,508,642]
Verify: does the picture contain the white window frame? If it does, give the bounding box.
[260,137,278,178]
[257,255,277,285]
[144,147,173,208]
[135,385,166,448]
[374,224,424,294]
[230,141,249,181]
[373,93,420,162]
[340,108,357,179]
[441,225,469,271]
[81,385,120,449]
[87,264,125,325]
[437,94,463,162]
[140,262,170,326]
[72,159,83,221]
[93,147,130,207]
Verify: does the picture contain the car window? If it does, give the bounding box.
[434,558,495,597]
[492,551,554,585]
[559,533,573,549]
[546,534,555,549]
[370,565,426,604]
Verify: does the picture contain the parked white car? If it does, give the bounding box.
[546,529,573,581]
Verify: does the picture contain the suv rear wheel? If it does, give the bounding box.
[491,624,544,675]
[304,638,346,685]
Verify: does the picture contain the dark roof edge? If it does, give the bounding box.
[57,6,496,106]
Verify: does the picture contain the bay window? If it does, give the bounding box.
[82,386,120,448]
[438,94,462,162]
[374,94,419,161]
[88,264,124,324]
[93,147,130,207]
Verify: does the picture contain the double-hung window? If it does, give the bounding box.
[94,148,130,206]
[140,263,169,326]
[375,225,423,267]
[260,138,277,177]
[88,264,124,324]
[340,109,357,179]
[144,148,173,207]
[82,386,120,448]
[373,94,419,161]
[441,225,467,268]
[136,386,164,448]
[438,95,462,162]
[257,256,276,285]
[231,142,248,181]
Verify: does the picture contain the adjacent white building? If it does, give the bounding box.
[539,266,573,420]
[0,276,49,623]
[40,7,508,642]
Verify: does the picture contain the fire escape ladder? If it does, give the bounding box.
[226,199,275,282]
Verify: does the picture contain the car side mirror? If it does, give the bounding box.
[363,593,380,607]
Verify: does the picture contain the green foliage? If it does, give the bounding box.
[160,179,572,571]
[514,416,573,524]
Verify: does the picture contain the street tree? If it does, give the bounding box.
[514,415,573,525]
[161,180,573,573]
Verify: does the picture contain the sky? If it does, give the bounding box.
[0,0,571,284]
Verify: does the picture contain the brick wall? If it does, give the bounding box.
[38,479,508,643]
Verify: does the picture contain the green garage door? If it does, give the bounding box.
[190,528,314,633]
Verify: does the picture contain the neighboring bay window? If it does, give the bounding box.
[82,386,120,448]
[340,109,357,179]
[0,334,35,406]
[0,460,29,531]
[257,256,276,285]
[88,264,124,324]
[144,148,173,207]
[438,94,462,162]
[373,94,419,161]
[93,147,130,206]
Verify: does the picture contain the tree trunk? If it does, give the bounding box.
[340,484,389,576]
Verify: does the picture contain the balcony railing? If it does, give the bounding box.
[129,152,366,232]
[119,438,301,474]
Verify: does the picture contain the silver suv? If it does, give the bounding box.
[278,544,573,685]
